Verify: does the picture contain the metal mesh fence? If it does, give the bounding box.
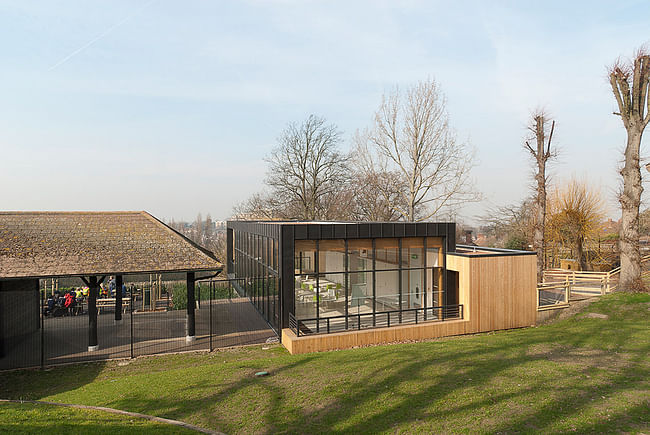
[0,277,277,371]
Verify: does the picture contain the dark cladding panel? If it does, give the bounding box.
[334,224,346,238]
[345,224,358,238]
[370,223,382,237]
[426,222,437,235]
[321,225,333,239]
[359,223,370,238]
[381,223,394,237]
[394,224,405,237]
[444,223,456,252]
[405,224,416,237]
[294,225,308,240]
[308,225,320,239]
[416,223,427,236]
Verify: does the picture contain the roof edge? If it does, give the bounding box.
[141,211,222,265]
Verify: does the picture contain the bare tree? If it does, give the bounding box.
[609,48,650,290]
[524,110,556,282]
[341,138,409,221]
[479,198,535,250]
[232,191,288,220]
[546,179,605,271]
[265,115,349,220]
[362,78,479,222]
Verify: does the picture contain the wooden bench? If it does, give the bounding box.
[96,298,131,314]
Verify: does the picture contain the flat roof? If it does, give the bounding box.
[0,211,222,279]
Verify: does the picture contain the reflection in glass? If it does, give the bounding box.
[375,270,399,311]
[316,273,346,318]
[401,269,424,309]
[319,240,345,274]
[375,239,399,270]
[294,274,317,319]
[402,238,424,269]
[348,271,373,315]
[295,240,316,275]
[348,239,372,272]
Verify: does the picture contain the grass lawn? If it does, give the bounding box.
[1,292,648,434]
[0,402,196,434]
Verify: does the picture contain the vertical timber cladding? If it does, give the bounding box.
[446,250,537,334]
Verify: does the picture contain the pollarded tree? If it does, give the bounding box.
[609,48,650,290]
[265,115,349,220]
[362,78,479,222]
[524,110,557,282]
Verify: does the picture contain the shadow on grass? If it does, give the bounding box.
[88,315,648,434]
[0,361,106,401]
[1,294,648,434]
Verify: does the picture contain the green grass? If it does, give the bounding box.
[1,292,648,434]
[0,402,195,434]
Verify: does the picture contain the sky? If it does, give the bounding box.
[1,0,649,224]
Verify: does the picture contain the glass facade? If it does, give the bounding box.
[232,230,280,331]
[228,221,456,336]
[293,236,445,333]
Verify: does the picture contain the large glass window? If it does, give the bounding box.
[375,239,399,270]
[294,274,317,319]
[348,239,372,272]
[290,235,450,333]
[402,238,424,269]
[232,231,280,331]
[348,271,373,315]
[319,240,345,274]
[317,272,346,318]
[375,270,399,311]
[402,269,424,309]
[295,240,316,275]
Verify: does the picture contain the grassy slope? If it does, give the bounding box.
[1,293,648,434]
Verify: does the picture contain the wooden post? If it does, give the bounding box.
[88,276,99,351]
[566,275,571,303]
[186,272,195,342]
[115,275,123,321]
[565,279,569,304]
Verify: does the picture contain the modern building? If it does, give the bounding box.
[227,221,537,354]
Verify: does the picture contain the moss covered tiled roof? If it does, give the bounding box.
[0,211,222,279]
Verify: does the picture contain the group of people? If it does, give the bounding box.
[43,288,87,317]
[42,277,129,317]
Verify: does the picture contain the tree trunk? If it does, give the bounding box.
[532,117,547,283]
[576,238,586,271]
[533,165,546,282]
[619,129,643,290]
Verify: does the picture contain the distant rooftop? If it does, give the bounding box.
[0,211,222,279]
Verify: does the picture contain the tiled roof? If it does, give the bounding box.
[0,211,222,279]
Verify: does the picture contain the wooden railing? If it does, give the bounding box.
[537,255,650,310]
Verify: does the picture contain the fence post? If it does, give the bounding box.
[565,276,570,302]
[209,281,213,352]
[40,284,45,369]
[130,292,134,359]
